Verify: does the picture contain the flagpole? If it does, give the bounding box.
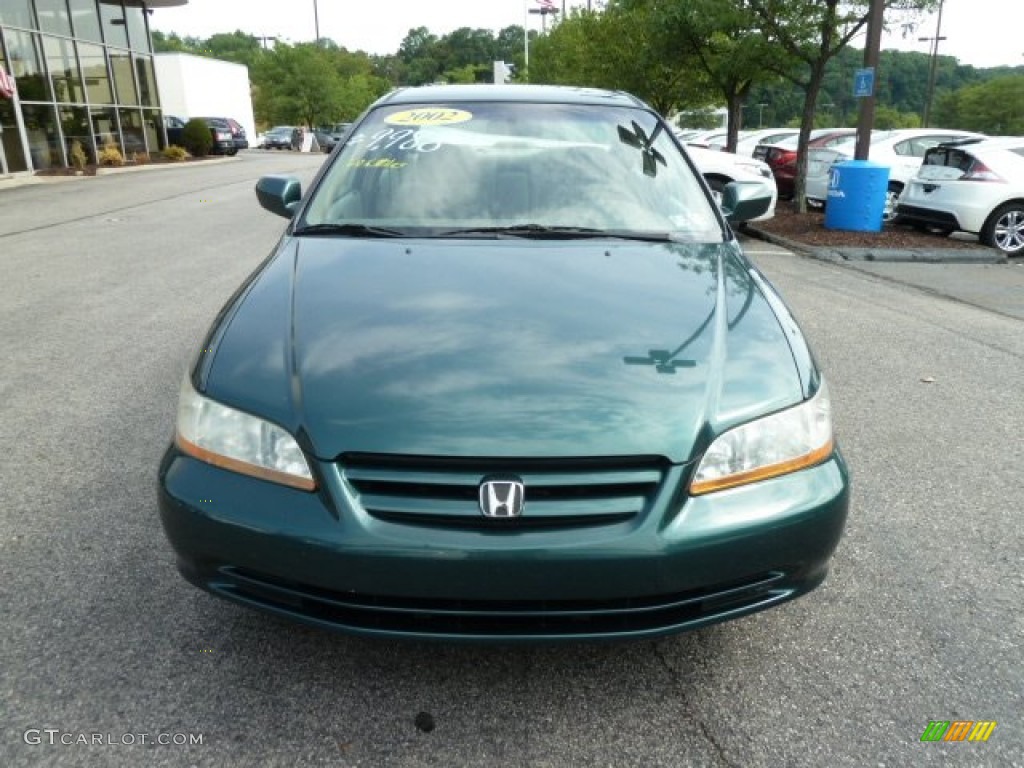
[523,0,529,81]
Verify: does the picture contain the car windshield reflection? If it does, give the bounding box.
[300,103,723,241]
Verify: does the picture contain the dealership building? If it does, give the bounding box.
[0,0,187,175]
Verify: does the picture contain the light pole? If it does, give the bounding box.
[919,0,946,127]
[313,0,320,45]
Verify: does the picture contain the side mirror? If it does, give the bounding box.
[720,180,773,224]
[255,175,302,219]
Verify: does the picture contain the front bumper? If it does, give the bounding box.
[158,447,850,642]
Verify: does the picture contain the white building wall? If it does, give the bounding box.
[154,53,256,144]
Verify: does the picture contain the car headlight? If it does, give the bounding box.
[175,375,316,491]
[690,381,834,495]
[737,162,773,180]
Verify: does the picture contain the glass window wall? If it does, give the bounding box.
[6,29,51,102]
[109,48,135,104]
[35,0,72,37]
[43,34,85,103]
[125,5,149,53]
[98,2,128,49]
[78,41,111,104]
[134,54,156,106]
[68,0,102,43]
[1,98,30,173]
[118,106,145,157]
[143,108,162,151]
[60,104,93,164]
[0,1,36,30]
[90,105,118,153]
[21,102,63,168]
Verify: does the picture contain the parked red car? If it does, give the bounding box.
[754,129,856,199]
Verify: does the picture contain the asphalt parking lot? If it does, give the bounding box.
[1,152,1021,767]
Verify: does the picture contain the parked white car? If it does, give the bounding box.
[686,144,778,221]
[804,128,986,220]
[679,128,729,150]
[896,137,1024,255]
[734,128,800,157]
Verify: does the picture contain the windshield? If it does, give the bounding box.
[300,101,723,240]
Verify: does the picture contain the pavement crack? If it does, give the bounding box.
[652,642,740,768]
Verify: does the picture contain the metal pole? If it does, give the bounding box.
[920,0,946,127]
[524,1,529,81]
[313,0,320,44]
[854,0,885,161]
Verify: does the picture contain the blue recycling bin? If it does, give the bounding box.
[824,160,890,232]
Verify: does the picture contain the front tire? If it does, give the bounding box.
[981,202,1024,255]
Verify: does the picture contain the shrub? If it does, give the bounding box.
[181,118,212,157]
[69,140,88,171]
[131,151,149,165]
[98,142,124,167]
[163,145,190,162]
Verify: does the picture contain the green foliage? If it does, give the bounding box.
[530,5,703,115]
[97,142,124,167]
[252,43,392,128]
[931,75,1024,134]
[68,140,88,171]
[872,104,921,129]
[156,4,1020,141]
[675,109,725,130]
[163,145,190,162]
[181,118,212,157]
[748,46,1022,129]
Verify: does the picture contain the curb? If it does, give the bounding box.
[744,224,1006,265]
[0,155,239,190]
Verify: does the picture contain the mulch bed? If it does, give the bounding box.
[754,202,984,251]
[33,154,220,178]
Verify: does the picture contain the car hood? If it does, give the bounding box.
[203,237,804,464]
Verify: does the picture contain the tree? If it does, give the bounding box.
[931,75,1024,134]
[251,43,346,128]
[530,5,707,115]
[634,0,793,152]
[744,0,939,211]
[398,27,442,84]
[203,31,262,68]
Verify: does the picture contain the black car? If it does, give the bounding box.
[198,117,242,155]
[163,115,238,156]
[312,129,337,153]
[164,115,186,146]
[262,126,295,150]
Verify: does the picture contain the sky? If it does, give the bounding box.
[149,0,1023,70]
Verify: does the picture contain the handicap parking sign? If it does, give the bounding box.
[854,68,874,98]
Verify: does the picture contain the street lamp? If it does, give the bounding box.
[919,0,946,127]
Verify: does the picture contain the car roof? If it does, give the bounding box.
[376,84,647,109]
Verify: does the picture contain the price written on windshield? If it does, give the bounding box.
[347,128,441,153]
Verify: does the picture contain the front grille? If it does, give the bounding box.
[340,454,668,529]
[216,567,790,638]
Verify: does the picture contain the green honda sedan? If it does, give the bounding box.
[157,84,849,642]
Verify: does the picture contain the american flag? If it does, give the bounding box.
[535,0,557,9]
[0,65,16,100]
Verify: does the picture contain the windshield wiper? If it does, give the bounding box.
[439,224,676,242]
[292,223,407,238]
